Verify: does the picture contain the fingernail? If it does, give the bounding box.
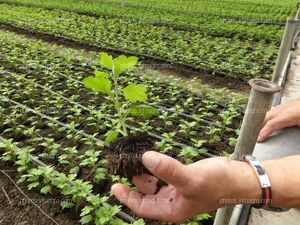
[111,183,121,193]
[142,151,160,170]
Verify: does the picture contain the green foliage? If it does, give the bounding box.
[105,130,119,144]
[0,3,282,81]
[79,150,107,183]
[129,105,160,117]
[83,53,158,141]
[0,139,18,162]
[83,71,112,95]
[0,27,249,225]
[123,84,148,103]
[182,213,212,225]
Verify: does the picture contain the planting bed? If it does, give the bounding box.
[0,3,285,80]
[0,30,245,224]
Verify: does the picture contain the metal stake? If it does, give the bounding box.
[272,19,299,84]
[214,79,281,225]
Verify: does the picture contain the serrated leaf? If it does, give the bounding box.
[133,219,145,225]
[123,84,148,103]
[61,201,75,209]
[100,52,113,69]
[94,71,110,78]
[28,182,39,190]
[40,185,51,194]
[70,166,80,175]
[114,55,138,75]
[80,215,93,224]
[105,130,119,144]
[80,205,94,216]
[83,76,111,94]
[94,168,107,183]
[128,105,160,117]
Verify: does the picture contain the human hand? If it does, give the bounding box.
[258,98,300,142]
[111,151,260,223]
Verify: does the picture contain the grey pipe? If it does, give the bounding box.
[296,5,300,20]
[214,79,280,225]
[272,55,293,106]
[272,18,299,84]
[232,79,280,159]
[292,3,300,49]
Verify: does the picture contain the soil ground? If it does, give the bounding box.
[0,23,234,225]
[0,161,79,225]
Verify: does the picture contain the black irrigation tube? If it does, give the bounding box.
[0,51,233,130]
[0,135,136,224]
[0,78,215,158]
[0,22,255,79]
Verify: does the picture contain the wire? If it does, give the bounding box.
[0,169,61,225]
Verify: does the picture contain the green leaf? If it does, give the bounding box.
[80,215,93,224]
[87,195,102,206]
[70,166,80,174]
[123,84,148,103]
[80,205,94,216]
[133,219,145,225]
[94,168,107,183]
[61,201,75,209]
[195,213,212,221]
[83,76,111,94]
[114,55,138,75]
[128,105,160,117]
[40,185,51,194]
[94,71,110,78]
[28,182,39,190]
[105,130,119,144]
[100,52,113,69]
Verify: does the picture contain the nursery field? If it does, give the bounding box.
[0,0,298,225]
[0,0,296,80]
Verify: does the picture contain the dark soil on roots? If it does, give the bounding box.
[106,133,158,179]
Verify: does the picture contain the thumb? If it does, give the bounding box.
[142,151,189,188]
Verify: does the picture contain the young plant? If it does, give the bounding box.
[155,132,176,153]
[59,146,80,175]
[0,139,18,162]
[83,53,159,143]
[205,125,222,143]
[179,147,200,165]
[79,150,107,183]
[178,119,197,138]
[182,213,212,225]
[19,166,56,195]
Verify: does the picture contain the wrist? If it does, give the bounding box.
[261,160,287,208]
[229,160,262,205]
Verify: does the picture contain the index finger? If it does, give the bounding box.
[111,183,174,221]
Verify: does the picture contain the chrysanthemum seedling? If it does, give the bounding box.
[83,52,159,143]
[83,53,160,178]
